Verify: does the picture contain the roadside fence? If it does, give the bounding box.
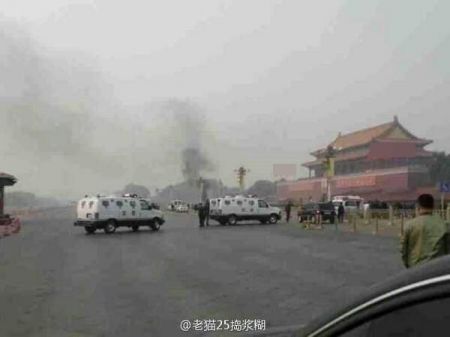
[291,204,450,237]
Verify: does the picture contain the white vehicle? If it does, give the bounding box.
[209,195,282,225]
[332,195,364,214]
[175,203,189,213]
[167,200,184,211]
[74,195,165,234]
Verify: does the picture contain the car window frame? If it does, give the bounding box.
[305,275,450,337]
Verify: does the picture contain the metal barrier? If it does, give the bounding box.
[342,207,449,237]
[295,206,449,237]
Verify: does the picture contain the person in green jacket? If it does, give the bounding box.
[401,194,449,268]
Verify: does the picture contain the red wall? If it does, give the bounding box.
[332,172,409,195]
[278,170,415,202]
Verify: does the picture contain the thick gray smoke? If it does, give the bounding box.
[0,19,98,158]
[160,99,215,184]
[181,148,213,183]
[0,18,217,197]
[0,18,128,196]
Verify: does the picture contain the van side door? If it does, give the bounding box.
[129,199,138,219]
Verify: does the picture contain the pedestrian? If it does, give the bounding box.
[197,203,205,228]
[401,194,449,269]
[285,200,293,223]
[204,199,210,226]
[338,203,345,224]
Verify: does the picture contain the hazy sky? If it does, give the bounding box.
[1,0,450,198]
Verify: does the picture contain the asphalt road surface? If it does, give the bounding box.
[0,208,403,337]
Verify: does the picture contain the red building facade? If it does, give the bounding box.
[278,117,436,202]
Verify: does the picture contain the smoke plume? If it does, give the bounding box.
[0,17,127,195]
[181,148,213,182]
[0,18,216,197]
[160,99,215,184]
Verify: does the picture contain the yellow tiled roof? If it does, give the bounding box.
[331,122,394,150]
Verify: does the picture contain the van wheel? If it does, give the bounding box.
[84,226,96,234]
[131,225,139,232]
[228,215,238,226]
[269,214,278,224]
[104,220,117,234]
[150,219,161,231]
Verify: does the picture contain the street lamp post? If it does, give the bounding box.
[234,166,250,193]
[324,146,336,202]
[0,173,17,218]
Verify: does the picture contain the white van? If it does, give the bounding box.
[209,195,282,225]
[175,202,189,213]
[167,200,184,211]
[74,195,165,234]
[332,195,364,214]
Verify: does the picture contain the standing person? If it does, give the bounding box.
[401,194,449,269]
[285,200,293,223]
[338,203,345,224]
[197,203,205,228]
[204,199,210,226]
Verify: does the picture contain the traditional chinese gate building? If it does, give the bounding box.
[278,117,437,202]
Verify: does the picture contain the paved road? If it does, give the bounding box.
[0,208,403,337]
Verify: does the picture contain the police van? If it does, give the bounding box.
[209,195,282,225]
[74,194,165,234]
